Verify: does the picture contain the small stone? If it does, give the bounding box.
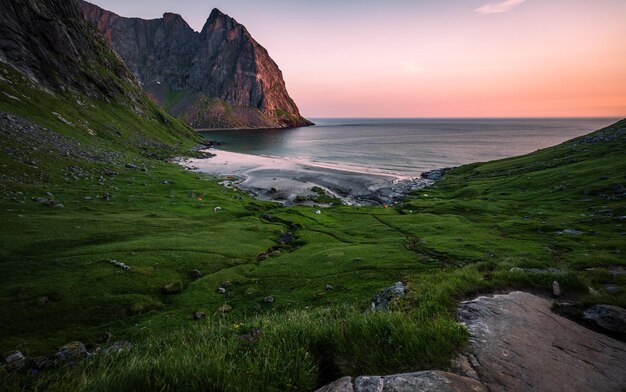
[263,296,274,304]
[161,282,183,295]
[193,311,206,320]
[315,210,322,215]
[218,304,232,315]
[510,267,524,273]
[5,351,25,370]
[189,269,203,280]
[52,203,64,208]
[102,341,133,355]
[38,296,49,305]
[55,341,88,361]
[218,287,227,294]
[325,284,334,291]
[552,281,561,297]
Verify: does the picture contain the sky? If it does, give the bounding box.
[89,0,626,118]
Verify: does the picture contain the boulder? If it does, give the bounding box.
[315,376,354,392]
[354,376,383,392]
[583,305,626,333]
[381,371,486,392]
[459,291,626,391]
[370,282,405,311]
[316,372,486,392]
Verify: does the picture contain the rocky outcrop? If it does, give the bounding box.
[316,371,487,392]
[458,291,626,392]
[79,1,312,129]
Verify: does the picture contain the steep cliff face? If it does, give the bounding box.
[80,1,312,129]
[0,0,139,101]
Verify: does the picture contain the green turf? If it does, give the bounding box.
[1,67,624,390]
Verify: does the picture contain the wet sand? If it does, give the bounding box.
[179,149,433,205]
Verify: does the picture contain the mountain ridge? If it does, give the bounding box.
[79,1,312,129]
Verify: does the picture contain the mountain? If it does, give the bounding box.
[0,0,200,186]
[79,1,312,129]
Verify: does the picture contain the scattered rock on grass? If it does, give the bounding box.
[55,341,88,361]
[371,282,405,311]
[161,282,183,295]
[552,281,561,297]
[189,269,203,280]
[317,371,486,392]
[102,341,133,355]
[218,304,232,315]
[109,259,131,270]
[193,311,206,320]
[5,351,25,370]
[583,305,626,333]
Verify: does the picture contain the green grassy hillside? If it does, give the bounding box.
[1,106,624,390]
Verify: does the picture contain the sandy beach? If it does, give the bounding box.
[180,149,433,205]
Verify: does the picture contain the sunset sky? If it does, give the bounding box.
[90,0,626,118]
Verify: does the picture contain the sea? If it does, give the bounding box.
[200,118,620,178]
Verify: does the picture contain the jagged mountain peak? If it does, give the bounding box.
[80,1,311,129]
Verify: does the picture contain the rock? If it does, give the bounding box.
[125,163,138,169]
[509,267,524,273]
[103,192,112,201]
[80,3,312,129]
[277,232,294,244]
[420,168,451,181]
[189,269,203,280]
[552,281,561,297]
[318,372,485,392]
[217,287,227,294]
[315,210,322,215]
[260,214,273,221]
[449,354,479,380]
[102,341,133,354]
[370,282,405,311]
[214,206,222,212]
[459,291,626,391]
[34,197,48,204]
[583,305,626,333]
[354,375,383,392]
[193,311,206,320]
[262,296,274,304]
[5,350,25,370]
[161,282,183,294]
[218,304,232,315]
[52,202,64,208]
[38,296,49,305]
[603,284,623,294]
[325,284,334,291]
[561,229,583,235]
[109,259,131,270]
[29,356,53,370]
[55,341,88,361]
[315,376,354,392]
[381,371,486,392]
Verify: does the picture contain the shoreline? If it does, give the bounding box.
[179,148,437,206]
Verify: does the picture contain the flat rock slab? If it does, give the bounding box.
[315,371,486,392]
[458,291,626,392]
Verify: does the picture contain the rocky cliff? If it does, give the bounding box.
[0,0,140,101]
[79,1,312,129]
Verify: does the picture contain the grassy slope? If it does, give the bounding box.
[1,67,624,391]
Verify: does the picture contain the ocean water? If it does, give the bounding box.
[200,118,619,177]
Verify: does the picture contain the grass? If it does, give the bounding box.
[1,63,625,390]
